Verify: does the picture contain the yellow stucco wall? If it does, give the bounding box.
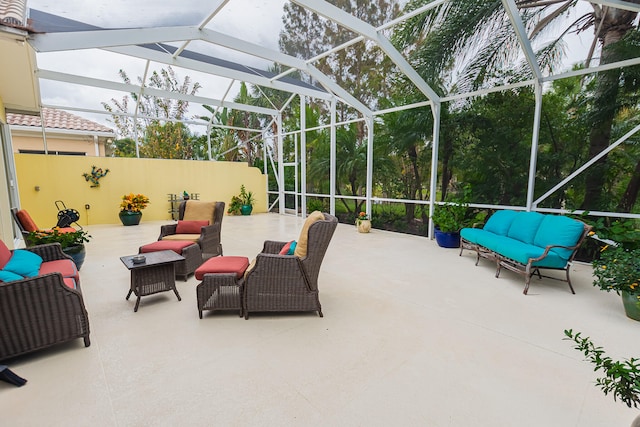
[14,154,266,227]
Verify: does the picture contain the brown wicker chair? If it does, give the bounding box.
[158,201,225,260]
[10,207,76,243]
[242,212,338,319]
[0,243,90,361]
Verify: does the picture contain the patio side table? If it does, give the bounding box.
[120,250,185,312]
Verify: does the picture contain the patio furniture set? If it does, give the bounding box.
[2,203,590,362]
[120,203,338,321]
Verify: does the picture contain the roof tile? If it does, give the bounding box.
[7,108,114,133]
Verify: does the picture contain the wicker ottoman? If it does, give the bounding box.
[195,256,249,318]
[139,240,203,281]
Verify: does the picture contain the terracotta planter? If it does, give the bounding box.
[357,220,371,233]
[119,210,142,226]
[621,291,640,321]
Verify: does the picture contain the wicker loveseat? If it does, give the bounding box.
[0,240,90,361]
[460,210,592,295]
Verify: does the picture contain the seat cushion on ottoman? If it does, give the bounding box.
[140,240,195,254]
[195,256,249,280]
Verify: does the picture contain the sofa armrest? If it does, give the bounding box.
[25,243,73,262]
[528,244,578,264]
[0,272,90,361]
[244,253,309,289]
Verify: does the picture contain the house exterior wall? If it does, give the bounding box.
[10,131,108,156]
[14,154,266,227]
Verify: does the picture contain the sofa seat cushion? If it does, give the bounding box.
[63,277,77,289]
[39,260,79,282]
[496,239,567,268]
[460,228,485,244]
[483,210,519,235]
[195,256,250,280]
[507,212,545,244]
[161,234,200,243]
[141,240,196,255]
[534,215,585,260]
[475,233,514,253]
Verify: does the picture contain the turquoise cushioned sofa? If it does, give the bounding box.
[459,210,592,294]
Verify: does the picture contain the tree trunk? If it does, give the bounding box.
[617,160,640,212]
[580,6,637,210]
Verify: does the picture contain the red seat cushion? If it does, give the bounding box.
[195,256,250,280]
[140,240,196,254]
[63,277,77,289]
[39,260,79,282]
[175,220,209,234]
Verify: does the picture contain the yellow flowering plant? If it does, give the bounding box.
[120,193,150,212]
[592,245,640,295]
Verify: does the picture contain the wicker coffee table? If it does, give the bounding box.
[120,250,185,312]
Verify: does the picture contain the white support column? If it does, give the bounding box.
[330,98,337,216]
[428,102,441,239]
[300,95,307,217]
[526,81,542,211]
[365,114,374,218]
[277,113,285,215]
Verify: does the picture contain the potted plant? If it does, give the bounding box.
[592,244,640,321]
[431,201,469,248]
[26,228,92,270]
[227,195,243,215]
[355,211,371,233]
[564,329,640,425]
[119,193,150,226]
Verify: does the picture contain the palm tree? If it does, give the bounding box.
[395,0,640,211]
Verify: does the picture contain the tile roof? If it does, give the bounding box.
[7,108,115,134]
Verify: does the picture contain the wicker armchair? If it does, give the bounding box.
[0,243,90,361]
[243,212,338,319]
[158,201,225,260]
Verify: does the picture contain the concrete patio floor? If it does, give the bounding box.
[1,213,639,426]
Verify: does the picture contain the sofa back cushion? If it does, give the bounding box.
[294,211,325,258]
[3,250,43,277]
[483,210,519,235]
[507,212,545,244]
[183,201,215,222]
[534,215,585,259]
[0,240,12,269]
[16,209,39,232]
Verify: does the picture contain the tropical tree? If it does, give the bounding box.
[394,0,640,211]
[102,66,202,158]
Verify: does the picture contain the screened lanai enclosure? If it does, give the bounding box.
[4,0,640,235]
